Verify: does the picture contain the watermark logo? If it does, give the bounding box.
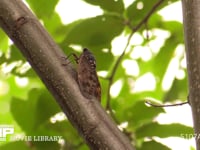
[0,125,63,142]
[0,125,14,141]
[180,133,200,140]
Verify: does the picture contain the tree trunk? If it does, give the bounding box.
[182,0,200,149]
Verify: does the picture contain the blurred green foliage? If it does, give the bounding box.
[0,0,192,150]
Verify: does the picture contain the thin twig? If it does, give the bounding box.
[145,100,188,107]
[106,0,166,111]
[132,0,165,32]
[106,36,130,110]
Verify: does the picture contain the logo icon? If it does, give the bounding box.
[0,125,14,141]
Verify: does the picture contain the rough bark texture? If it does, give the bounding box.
[0,0,134,149]
[182,0,200,149]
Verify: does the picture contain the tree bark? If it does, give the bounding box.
[0,0,134,149]
[182,0,200,149]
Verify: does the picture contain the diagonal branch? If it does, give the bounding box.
[0,0,134,149]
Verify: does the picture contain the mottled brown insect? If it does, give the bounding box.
[73,48,101,102]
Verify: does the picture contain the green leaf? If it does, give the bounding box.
[0,141,29,150]
[9,45,26,62]
[152,38,178,79]
[126,1,179,27]
[83,0,124,13]
[0,29,9,53]
[10,89,60,133]
[89,49,114,70]
[138,140,171,150]
[116,101,164,129]
[26,0,59,18]
[0,94,14,125]
[32,140,60,150]
[164,77,188,102]
[135,122,193,139]
[46,121,83,144]
[63,14,124,49]
[126,0,161,26]
[10,89,40,133]
[43,13,65,43]
[0,54,7,65]
[35,91,61,127]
